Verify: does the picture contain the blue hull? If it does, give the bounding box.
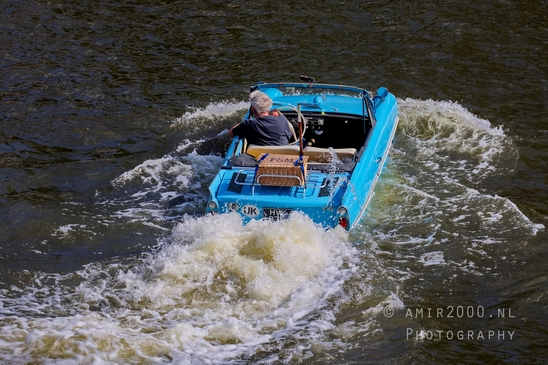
[206,81,398,230]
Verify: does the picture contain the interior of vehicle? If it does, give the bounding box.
[243,112,371,163]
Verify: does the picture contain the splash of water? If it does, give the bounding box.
[357,98,542,276]
[170,100,249,132]
[2,98,542,364]
[0,213,357,364]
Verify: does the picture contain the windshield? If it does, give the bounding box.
[275,86,363,98]
[256,83,366,99]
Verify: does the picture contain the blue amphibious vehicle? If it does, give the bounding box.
[206,79,398,230]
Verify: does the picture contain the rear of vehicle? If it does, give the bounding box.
[206,82,397,230]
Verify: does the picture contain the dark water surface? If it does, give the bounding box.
[1,0,547,363]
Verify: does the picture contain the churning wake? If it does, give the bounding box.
[1,98,543,364]
[0,213,357,364]
[355,98,543,277]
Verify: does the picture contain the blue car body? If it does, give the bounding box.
[206,81,398,230]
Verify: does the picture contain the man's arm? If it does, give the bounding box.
[228,123,241,137]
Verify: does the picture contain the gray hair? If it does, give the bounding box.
[249,90,273,114]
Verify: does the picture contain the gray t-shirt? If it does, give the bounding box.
[232,115,293,146]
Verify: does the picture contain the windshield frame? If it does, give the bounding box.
[252,82,368,98]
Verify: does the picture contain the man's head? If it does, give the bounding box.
[249,90,273,114]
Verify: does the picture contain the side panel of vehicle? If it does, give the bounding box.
[341,90,398,229]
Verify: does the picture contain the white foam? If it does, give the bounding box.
[396,98,518,185]
[3,97,542,364]
[102,151,223,224]
[357,97,542,284]
[53,224,83,237]
[53,224,96,238]
[0,213,357,364]
[419,251,446,266]
[111,155,192,191]
[399,98,505,136]
[170,100,249,131]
